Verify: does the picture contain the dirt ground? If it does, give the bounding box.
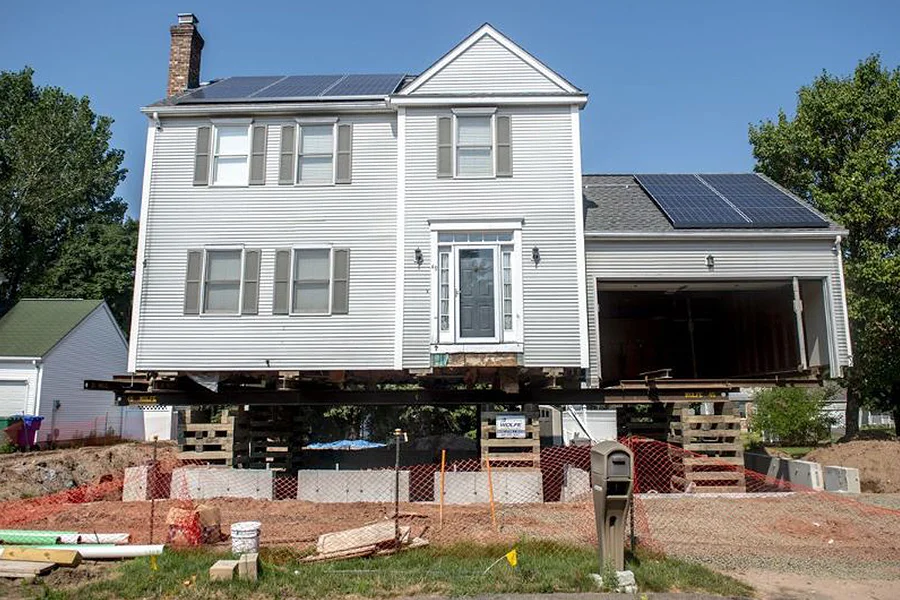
[804,440,900,493]
[0,441,177,501]
[735,568,900,600]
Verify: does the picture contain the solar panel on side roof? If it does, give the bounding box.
[634,174,749,228]
[699,174,829,228]
[323,74,406,96]
[178,76,283,102]
[251,75,343,99]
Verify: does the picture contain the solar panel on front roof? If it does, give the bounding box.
[634,174,749,228]
[178,76,282,102]
[250,75,343,99]
[323,74,406,96]
[699,174,829,228]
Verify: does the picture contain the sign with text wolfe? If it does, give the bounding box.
[495,413,527,439]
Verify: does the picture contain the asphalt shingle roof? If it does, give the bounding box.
[583,174,844,233]
[0,299,103,358]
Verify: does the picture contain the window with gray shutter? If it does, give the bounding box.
[437,116,452,178]
[496,115,512,177]
[183,250,203,314]
[273,249,291,314]
[336,124,352,184]
[278,125,296,184]
[242,249,261,314]
[193,127,211,185]
[249,125,267,185]
[332,249,350,314]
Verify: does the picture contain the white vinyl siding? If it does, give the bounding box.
[298,125,334,184]
[37,305,129,442]
[131,115,396,371]
[584,238,852,386]
[456,116,493,177]
[410,34,567,95]
[403,105,582,368]
[212,126,250,186]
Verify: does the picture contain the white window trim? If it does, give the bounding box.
[294,121,338,187]
[199,246,245,317]
[429,227,523,348]
[289,245,334,316]
[209,123,253,187]
[453,112,496,179]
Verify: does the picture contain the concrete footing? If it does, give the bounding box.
[122,464,170,501]
[170,466,274,500]
[824,465,861,493]
[560,466,591,502]
[296,470,409,503]
[745,453,824,491]
[434,471,543,504]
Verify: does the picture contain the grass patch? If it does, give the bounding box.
[30,540,752,599]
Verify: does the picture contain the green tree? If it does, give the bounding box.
[749,56,900,436]
[750,386,838,446]
[0,68,131,325]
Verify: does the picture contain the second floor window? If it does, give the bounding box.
[456,116,493,177]
[298,125,334,184]
[212,126,250,186]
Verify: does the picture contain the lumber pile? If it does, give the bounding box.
[302,521,428,563]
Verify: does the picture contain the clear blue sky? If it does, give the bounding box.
[3,1,899,218]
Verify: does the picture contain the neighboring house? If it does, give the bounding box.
[0,299,130,443]
[128,15,850,393]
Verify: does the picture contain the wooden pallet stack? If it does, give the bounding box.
[617,403,670,441]
[669,404,746,493]
[480,407,541,469]
[178,408,235,466]
[232,405,303,472]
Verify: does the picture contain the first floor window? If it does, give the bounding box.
[204,250,242,313]
[212,126,250,185]
[293,248,331,313]
[298,125,334,184]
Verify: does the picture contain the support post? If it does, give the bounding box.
[485,456,497,531]
[439,449,446,530]
[792,277,809,371]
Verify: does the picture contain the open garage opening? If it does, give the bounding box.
[596,279,833,384]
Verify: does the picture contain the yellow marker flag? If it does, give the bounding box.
[149,555,158,571]
[505,549,518,567]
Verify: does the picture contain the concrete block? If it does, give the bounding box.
[745,453,824,491]
[789,460,824,491]
[824,465,861,494]
[296,470,409,503]
[170,467,274,500]
[237,553,259,581]
[122,464,170,501]
[561,466,590,502]
[435,471,543,504]
[209,559,239,581]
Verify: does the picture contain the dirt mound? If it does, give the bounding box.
[0,441,177,501]
[805,440,900,493]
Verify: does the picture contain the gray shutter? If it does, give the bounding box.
[437,116,452,178]
[193,126,211,186]
[278,125,296,184]
[496,115,512,177]
[241,249,261,314]
[332,249,350,314]
[183,250,203,314]
[273,249,291,315]
[249,125,267,185]
[336,124,352,184]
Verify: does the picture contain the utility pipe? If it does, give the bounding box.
[0,544,164,559]
[0,531,72,545]
[59,533,131,545]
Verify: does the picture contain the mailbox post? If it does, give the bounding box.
[591,440,633,571]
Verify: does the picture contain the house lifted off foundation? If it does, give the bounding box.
[90,15,852,487]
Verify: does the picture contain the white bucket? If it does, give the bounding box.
[230,521,261,554]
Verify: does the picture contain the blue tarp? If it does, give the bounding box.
[304,440,387,450]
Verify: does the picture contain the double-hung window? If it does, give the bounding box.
[212,126,251,185]
[203,250,243,313]
[297,125,334,184]
[456,116,493,177]
[292,248,332,314]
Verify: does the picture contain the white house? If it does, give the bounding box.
[0,299,134,443]
[126,15,850,397]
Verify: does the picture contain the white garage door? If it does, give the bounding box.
[0,381,28,415]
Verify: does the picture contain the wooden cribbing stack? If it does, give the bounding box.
[669,403,745,493]
[480,406,541,469]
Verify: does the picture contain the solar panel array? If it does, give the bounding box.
[634,174,828,229]
[176,74,406,104]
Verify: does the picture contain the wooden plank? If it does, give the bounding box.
[483,452,540,462]
[317,522,407,555]
[0,547,80,566]
[681,429,741,439]
[692,485,747,493]
[682,415,741,424]
[683,471,746,481]
[683,443,743,452]
[482,438,540,448]
[683,456,744,466]
[177,450,233,460]
[0,559,53,577]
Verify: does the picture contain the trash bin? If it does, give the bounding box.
[16,416,44,449]
[0,416,22,446]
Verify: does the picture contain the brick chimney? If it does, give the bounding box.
[167,13,204,98]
